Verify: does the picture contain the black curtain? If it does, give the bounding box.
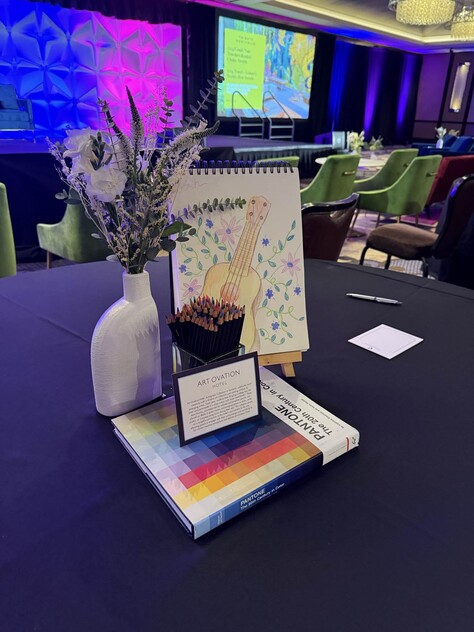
[326,40,421,144]
[185,4,216,123]
[368,49,402,144]
[28,0,187,25]
[365,48,422,145]
[329,40,369,134]
[298,32,336,142]
[398,52,422,144]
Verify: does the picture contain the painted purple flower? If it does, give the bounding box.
[262,237,270,246]
[183,278,202,300]
[179,264,187,273]
[272,321,280,330]
[216,216,241,245]
[281,252,301,277]
[265,288,274,299]
[294,286,301,295]
[206,219,214,229]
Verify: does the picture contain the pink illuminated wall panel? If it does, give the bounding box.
[0,0,183,136]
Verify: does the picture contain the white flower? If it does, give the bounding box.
[435,126,447,139]
[63,128,97,176]
[85,165,127,203]
[63,128,95,158]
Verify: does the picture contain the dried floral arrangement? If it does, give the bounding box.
[368,135,383,152]
[347,130,365,153]
[49,70,225,274]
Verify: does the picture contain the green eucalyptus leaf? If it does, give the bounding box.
[161,220,185,237]
[146,246,160,260]
[160,238,176,252]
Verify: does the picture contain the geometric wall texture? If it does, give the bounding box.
[0,0,182,137]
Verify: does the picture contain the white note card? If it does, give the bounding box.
[348,324,423,359]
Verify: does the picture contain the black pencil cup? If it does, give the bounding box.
[172,343,245,373]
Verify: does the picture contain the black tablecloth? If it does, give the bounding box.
[1,260,474,632]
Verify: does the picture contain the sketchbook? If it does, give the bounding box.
[169,162,309,356]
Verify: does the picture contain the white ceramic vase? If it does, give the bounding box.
[436,138,444,149]
[91,270,162,417]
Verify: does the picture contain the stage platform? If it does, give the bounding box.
[0,136,334,263]
[204,135,333,179]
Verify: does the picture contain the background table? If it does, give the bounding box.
[316,153,389,173]
[1,260,474,631]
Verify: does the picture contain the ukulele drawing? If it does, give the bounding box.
[170,166,310,356]
[201,195,270,352]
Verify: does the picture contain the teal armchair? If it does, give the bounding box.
[354,155,442,227]
[37,191,111,268]
[0,85,35,139]
[353,149,419,192]
[300,154,360,205]
[0,182,16,278]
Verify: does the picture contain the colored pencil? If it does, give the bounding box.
[166,296,245,364]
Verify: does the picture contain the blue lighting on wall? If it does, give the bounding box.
[364,48,384,138]
[397,54,418,139]
[328,40,352,130]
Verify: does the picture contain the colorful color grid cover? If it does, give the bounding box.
[113,371,359,539]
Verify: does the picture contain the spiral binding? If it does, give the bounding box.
[189,160,295,174]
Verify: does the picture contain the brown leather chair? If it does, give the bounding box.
[302,193,358,261]
[359,175,474,277]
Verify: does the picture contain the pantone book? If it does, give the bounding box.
[112,368,359,539]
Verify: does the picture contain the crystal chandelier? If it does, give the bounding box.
[451,5,474,39]
[388,0,456,25]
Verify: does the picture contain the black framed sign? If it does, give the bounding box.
[172,352,262,446]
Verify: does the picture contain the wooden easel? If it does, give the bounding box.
[258,351,302,378]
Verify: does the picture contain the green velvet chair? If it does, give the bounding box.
[352,148,419,192]
[0,182,16,278]
[354,155,442,227]
[37,191,111,268]
[300,154,360,205]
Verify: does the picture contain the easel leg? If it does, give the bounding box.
[281,363,295,378]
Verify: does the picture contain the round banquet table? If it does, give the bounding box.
[1,259,474,632]
[315,154,389,172]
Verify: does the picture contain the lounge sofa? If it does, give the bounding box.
[0,84,35,139]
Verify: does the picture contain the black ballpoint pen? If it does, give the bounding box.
[346,293,402,305]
